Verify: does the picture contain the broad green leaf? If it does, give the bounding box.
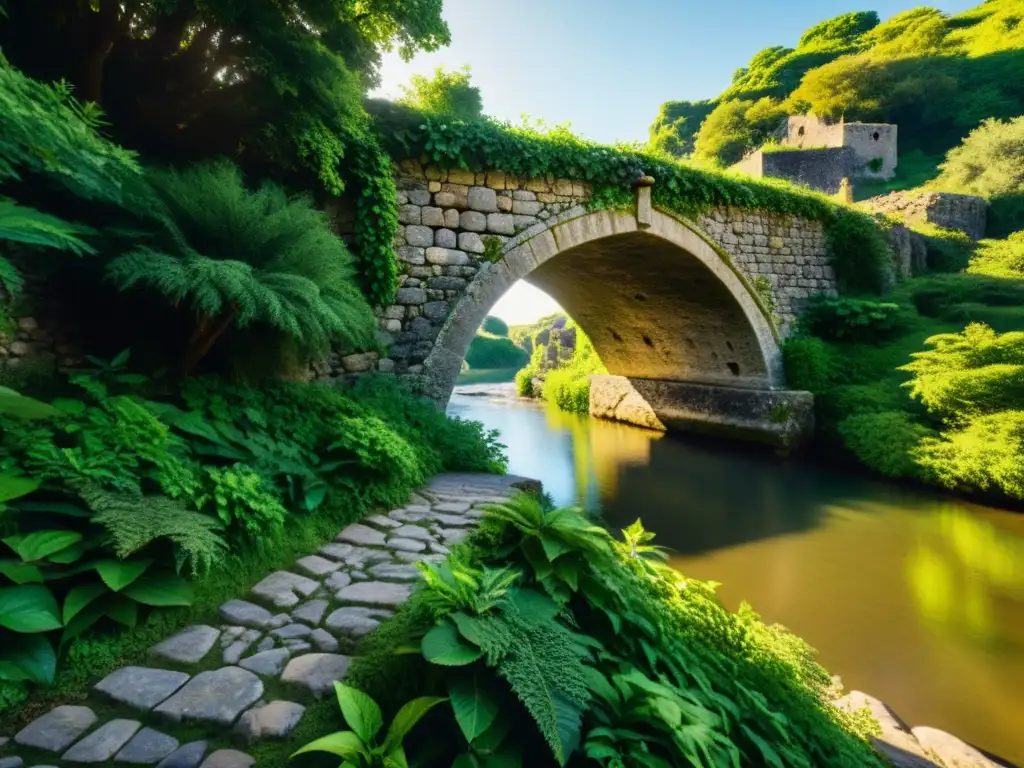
[381,696,446,753]
[507,589,561,627]
[290,730,366,759]
[451,611,486,646]
[63,583,107,624]
[16,530,82,562]
[539,533,573,562]
[0,387,59,420]
[47,539,95,564]
[422,622,483,667]
[334,682,383,744]
[450,671,500,743]
[0,475,39,504]
[51,398,87,416]
[0,584,62,632]
[106,596,138,627]
[0,559,43,584]
[94,559,150,591]
[382,745,409,768]
[60,599,106,645]
[0,633,56,684]
[15,501,92,517]
[122,574,193,606]
[110,348,131,368]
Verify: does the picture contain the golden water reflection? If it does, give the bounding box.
[447,386,1024,764]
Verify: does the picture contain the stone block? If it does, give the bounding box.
[512,200,543,215]
[553,179,574,196]
[447,169,474,185]
[460,211,487,231]
[496,196,513,212]
[153,668,263,727]
[397,205,421,225]
[408,189,430,205]
[340,353,378,373]
[404,225,433,247]
[94,667,190,712]
[512,190,537,201]
[427,276,466,291]
[427,181,441,192]
[485,171,506,189]
[397,246,425,265]
[434,228,457,248]
[151,626,219,665]
[63,719,141,763]
[486,213,515,235]
[458,232,485,254]
[443,209,460,228]
[423,301,448,321]
[467,186,497,213]
[421,206,444,226]
[15,706,98,752]
[525,178,550,193]
[280,654,351,699]
[426,247,469,266]
[513,215,539,231]
[395,287,427,305]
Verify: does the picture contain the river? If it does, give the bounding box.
[447,383,1024,765]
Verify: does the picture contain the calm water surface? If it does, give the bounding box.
[448,383,1024,764]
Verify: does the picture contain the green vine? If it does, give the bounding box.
[363,101,894,298]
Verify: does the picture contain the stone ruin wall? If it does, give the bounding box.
[862,190,988,241]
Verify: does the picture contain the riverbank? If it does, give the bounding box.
[447,385,1024,764]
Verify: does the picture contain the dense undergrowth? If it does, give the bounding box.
[784,230,1024,502]
[516,320,607,415]
[312,494,883,768]
[0,367,505,721]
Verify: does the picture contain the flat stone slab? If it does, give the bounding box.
[235,701,305,743]
[336,523,386,547]
[834,692,935,767]
[283,640,311,653]
[325,606,393,637]
[294,555,341,578]
[151,626,220,665]
[309,628,339,652]
[364,514,400,529]
[432,501,472,514]
[910,726,997,767]
[366,562,422,582]
[389,525,434,542]
[388,510,430,524]
[386,537,427,553]
[155,741,207,768]
[94,667,190,711]
[432,513,474,527]
[63,719,141,763]
[114,727,179,764]
[15,705,98,752]
[0,758,21,768]
[292,599,328,626]
[272,623,311,640]
[440,529,468,545]
[217,600,275,629]
[239,648,291,678]
[319,544,389,568]
[250,571,319,609]
[222,629,261,665]
[280,654,351,698]
[334,581,412,607]
[198,751,253,768]
[154,667,263,727]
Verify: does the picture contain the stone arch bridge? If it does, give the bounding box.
[330,165,841,449]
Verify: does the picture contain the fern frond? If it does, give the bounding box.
[80,486,226,576]
[0,198,98,260]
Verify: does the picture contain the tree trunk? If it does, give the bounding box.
[79,42,112,104]
[181,303,238,375]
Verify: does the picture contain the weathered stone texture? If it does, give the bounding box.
[861,191,987,240]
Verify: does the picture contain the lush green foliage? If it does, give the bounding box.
[825,210,895,293]
[107,162,376,373]
[0,358,506,701]
[481,316,509,337]
[465,333,528,371]
[653,0,1024,182]
[541,328,607,415]
[398,65,483,121]
[345,495,883,767]
[798,295,906,343]
[292,682,444,767]
[933,116,1024,236]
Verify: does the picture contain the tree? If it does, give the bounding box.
[0,0,450,192]
[647,99,716,157]
[398,65,483,120]
[481,315,509,336]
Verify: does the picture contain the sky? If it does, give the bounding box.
[371,0,978,324]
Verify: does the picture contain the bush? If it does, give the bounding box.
[345,496,885,767]
[933,116,1024,237]
[464,333,527,370]
[968,231,1024,279]
[913,223,976,273]
[836,411,935,478]
[916,411,1024,499]
[480,315,509,336]
[826,211,895,294]
[782,336,839,393]
[539,326,606,414]
[799,294,907,343]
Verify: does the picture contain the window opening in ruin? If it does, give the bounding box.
[872,131,880,141]
[797,126,805,137]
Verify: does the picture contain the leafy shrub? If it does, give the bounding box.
[206,464,287,540]
[464,333,527,370]
[912,223,976,273]
[397,65,482,121]
[933,116,1024,237]
[967,231,1024,278]
[826,211,895,294]
[540,326,606,415]
[347,495,885,767]
[799,295,906,343]
[836,411,935,478]
[106,161,376,373]
[915,411,1024,499]
[782,336,839,393]
[480,316,509,337]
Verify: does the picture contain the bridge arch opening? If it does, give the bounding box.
[421,208,784,409]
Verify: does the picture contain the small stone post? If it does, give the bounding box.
[837,177,853,204]
[633,174,655,228]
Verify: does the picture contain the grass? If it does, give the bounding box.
[853,149,944,201]
[454,367,520,385]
